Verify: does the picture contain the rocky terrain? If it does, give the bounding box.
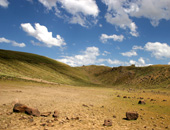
[0,81,170,130]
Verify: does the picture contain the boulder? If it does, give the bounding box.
[25,108,40,117]
[126,111,138,120]
[138,100,146,104]
[13,103,28,113]
[103,119,112,126]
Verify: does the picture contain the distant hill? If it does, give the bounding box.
[0,49,170,88]
[80,65,170,88]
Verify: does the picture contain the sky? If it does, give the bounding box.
[0,0,170,67]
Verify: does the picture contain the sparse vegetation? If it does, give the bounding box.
[1,49,170,89]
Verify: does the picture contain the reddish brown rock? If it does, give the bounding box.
[53,110,59,118]
[41,112,51,117]
[123,96,127,98]
[138,100,146,104]
[103,119,112,126]
[25,108,40,117]
[126,111,138,120]
[13,103,28,113]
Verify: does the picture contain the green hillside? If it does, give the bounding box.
[0,49,94,86]
[80,65,170,88]
[0,49,170,88]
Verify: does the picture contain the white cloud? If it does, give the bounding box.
[99,24,102,27]
[106,59,128,66]
[132,45,143,50]
[129,57,151,67]
[102,0,170,36]
[168,62,170,65]
[100,34,124,43]
[21,23,66,47]
[144,42,170,59]
[102,0,138,37]
[57,46,100,66]
[38,0,99,27]
[127,0,170,27]
[0,0,9,8]
[102,51,111,56]
[0,37,26,47]
[121,50,137,57]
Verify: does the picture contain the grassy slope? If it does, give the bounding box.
[81,65,170,88]
[1,49,170,88]
[0,49,94,86]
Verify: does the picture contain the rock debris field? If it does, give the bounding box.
[0,82,170,130]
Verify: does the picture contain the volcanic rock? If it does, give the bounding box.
[13,103,28,113]
[25,107,40,117]
[126,111,138,120]
[103,119,112,126]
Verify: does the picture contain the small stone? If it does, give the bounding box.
[28,118,34,123]
[126,111,138,120]
[117,95,121,97]
[82,104,88,107]
[53,110,59,118]
[103,119,112,126]
[40,123,46,126]
[162,100,167,102]
[138,100,146,104]
[54,118,58,121]
[113,115,116,118]
[123,96,127,98]
[41,112,51,117]
[6,112,13,115]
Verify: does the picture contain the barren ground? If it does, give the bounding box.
[0,81,170,130]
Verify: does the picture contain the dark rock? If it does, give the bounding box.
[138,100,146,104]
[41,112,51,117]
[82,104,88,107]
[123,96,127,98]
[117,95,121,97]
[126,111,138,120]
[103,119,112,126]
[53,110,59,118]
[113,115,116,118]
[162,100,167,102]
[25,108,40,117]
[13,103,28,113]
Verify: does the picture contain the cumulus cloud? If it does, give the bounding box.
[129,57,151,67]
[38,0,99,27]
[132,45,144,50]
[121,50,137,57]
[102,51,111,56]
[0,0,9,8]
[100,34,124,43]
[102,0,139,37]
[144,42,170,59]
[127,0,170,27]
[102,0,170,36]
[57,46,100,66]
[0,37,26,47]
[21,23,66,47]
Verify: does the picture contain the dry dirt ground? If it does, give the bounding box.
[0,81,170,130]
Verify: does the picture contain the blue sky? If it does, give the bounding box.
[0,0,170,67]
